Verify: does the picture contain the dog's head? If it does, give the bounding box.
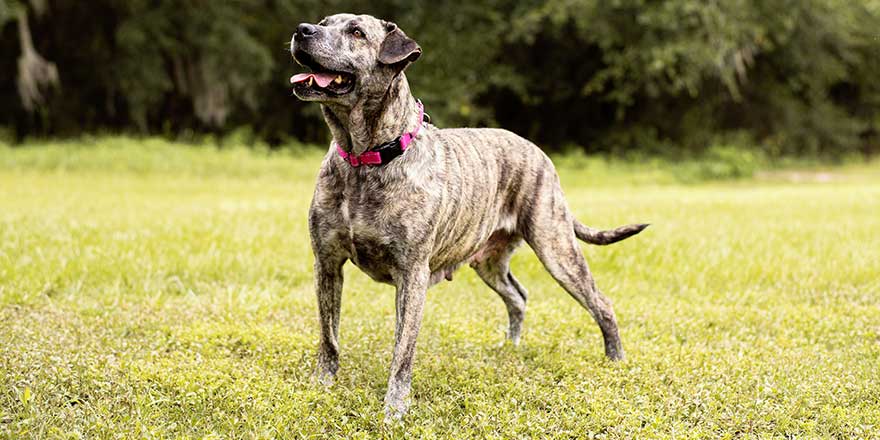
[290,14,421,105]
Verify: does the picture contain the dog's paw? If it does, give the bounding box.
[605,347,625,362]
[497,333,522,348]
[510,334,522,346]
[383,390,410,423]
[311,369,336,387]
[383,403,407,424]
[496,338,520,349]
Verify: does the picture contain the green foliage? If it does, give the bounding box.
[114,0,274,128]
[1,141,879,437]
[677,145,765,182]
[0,1,15,25]
[0,0,878,156]
[496,0,880,155]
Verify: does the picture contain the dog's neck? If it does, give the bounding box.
[321,74,420,155]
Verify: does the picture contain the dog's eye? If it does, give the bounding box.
[352,29,364,38]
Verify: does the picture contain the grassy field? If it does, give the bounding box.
[1,138,879,438]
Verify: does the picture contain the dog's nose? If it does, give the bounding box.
[295,23,318,41]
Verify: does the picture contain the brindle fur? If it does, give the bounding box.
[291,13,648,421]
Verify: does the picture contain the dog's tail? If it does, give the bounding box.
[574,221,649,245]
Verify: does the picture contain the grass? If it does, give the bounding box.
[1,137,879,438]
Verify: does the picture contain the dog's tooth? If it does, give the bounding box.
[308,77,314,86]
[335,75,343,84]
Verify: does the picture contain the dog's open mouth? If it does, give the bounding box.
[290,71,355,95]
[290,51,355,96]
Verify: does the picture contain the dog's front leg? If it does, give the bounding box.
[384,263,430,421]
[314,255,345,385]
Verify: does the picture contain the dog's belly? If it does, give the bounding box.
[426,235,496,285]
[348,234,466,286]
[430,232,492,270]
[343,217,502,286]
[427,211,517,285]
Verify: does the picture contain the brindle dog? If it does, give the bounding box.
[290,13,648,420]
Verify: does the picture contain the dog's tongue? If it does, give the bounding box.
[290,72,335,88]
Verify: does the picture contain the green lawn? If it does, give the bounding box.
[1,138,879,438]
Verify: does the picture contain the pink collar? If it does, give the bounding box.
[335,100,425,167]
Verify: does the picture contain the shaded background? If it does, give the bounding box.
[2,0,879,157]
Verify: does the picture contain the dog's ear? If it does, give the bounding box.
[379,23,421,67]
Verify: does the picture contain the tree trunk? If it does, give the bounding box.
[15,5,59,112]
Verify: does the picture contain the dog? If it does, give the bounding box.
[290,13,648,420]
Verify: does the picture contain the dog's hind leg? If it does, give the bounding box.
[470,231,528,344]
[528,228,623,360]
[520,190,625,360]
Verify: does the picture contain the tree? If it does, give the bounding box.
[2,0,59,112]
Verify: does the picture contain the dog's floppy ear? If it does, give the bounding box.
[379,23,421,67]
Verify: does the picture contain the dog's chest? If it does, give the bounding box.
[337,198,401,284]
